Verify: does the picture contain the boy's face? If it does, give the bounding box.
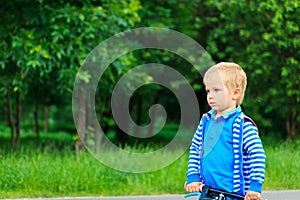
[205,72,240,116]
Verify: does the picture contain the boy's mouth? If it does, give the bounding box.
[209,102,216,107]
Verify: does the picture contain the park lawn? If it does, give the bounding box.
[0,131,299,198]
[263,139,300,190]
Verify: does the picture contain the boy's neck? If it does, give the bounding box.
[213,105,239,119]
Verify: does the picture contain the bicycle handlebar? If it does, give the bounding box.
[208,187,244,199]
[184,185,245,200]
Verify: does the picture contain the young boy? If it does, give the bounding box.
[185,62,266,200]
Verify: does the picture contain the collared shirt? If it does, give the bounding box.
[202,106,242,193]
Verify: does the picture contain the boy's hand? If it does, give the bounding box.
[245,190,262,200]
[185,182,203,193]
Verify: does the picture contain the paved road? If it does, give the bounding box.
[21,190,299,200]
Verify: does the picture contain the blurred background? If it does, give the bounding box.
[1,0,299,146]
[0,0,299,198]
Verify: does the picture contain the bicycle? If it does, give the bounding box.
[184,185,245,200]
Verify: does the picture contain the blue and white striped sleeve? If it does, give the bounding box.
[186,120,204,184]
[243,119,266,192]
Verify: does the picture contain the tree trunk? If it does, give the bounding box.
[147,92,159,138]
[87,91,99,152]
[134,97,143,137]
[94,122,100,152]
[76,87,86,156]
[114,93,132,147]
[44,105,49,133]
[286,110,297,139]
[6,90,15,148]
[34,95,40,139]
[15,91,21,146]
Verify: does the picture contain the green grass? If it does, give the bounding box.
[0,147,188,198]
[0,128,188,198]
[263,138,300,190]
[0,128,299,198]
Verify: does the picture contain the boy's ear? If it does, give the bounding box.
[232,88,241,99]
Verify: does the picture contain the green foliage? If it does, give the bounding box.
[194,0,300,138]
[0,0,142,143]
[0,0,299,144]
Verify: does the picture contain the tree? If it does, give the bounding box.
[0,0,142,147]
[195,0,300,138]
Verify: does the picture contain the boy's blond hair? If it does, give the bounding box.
[204,62,247,105]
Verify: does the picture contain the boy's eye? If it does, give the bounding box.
[206,88,222,93]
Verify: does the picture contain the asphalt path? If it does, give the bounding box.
[18,190,300,200]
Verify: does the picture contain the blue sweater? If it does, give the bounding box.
[186,106,266,195]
